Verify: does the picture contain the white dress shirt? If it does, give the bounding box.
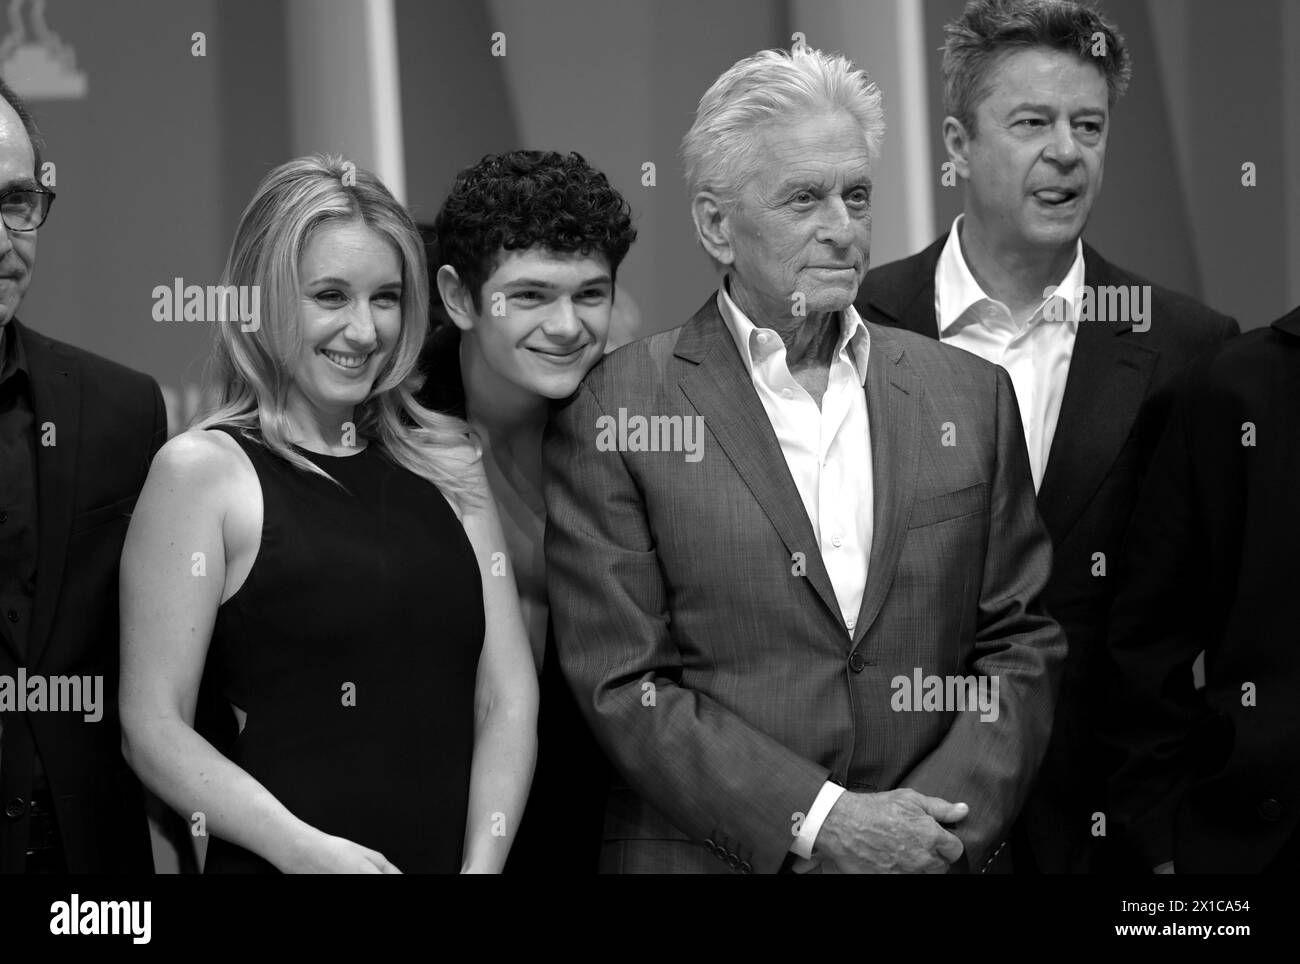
[934,216,1084,491]
[716,281,872,862]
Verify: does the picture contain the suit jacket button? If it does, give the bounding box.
[4,797,26,819]
[739,860,753,874]
[726,853,741,870]
[848,652,866,673]
[1258,798,1283,821]
[704,838,717,854]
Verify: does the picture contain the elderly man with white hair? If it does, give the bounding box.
[543,46,1065,874]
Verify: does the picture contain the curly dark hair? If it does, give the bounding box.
[430,150,637,312]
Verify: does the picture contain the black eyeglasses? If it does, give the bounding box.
[0,188,55,232]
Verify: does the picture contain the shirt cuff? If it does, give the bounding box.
[790,781,846,859]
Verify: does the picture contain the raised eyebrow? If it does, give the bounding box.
[577,275,613,289]
[502,278,559,290]
[1006,103,1106,120]
[1,177,40,192]
[775,178,821,196]
[304,277,402,290]
[1007,102,1055,116]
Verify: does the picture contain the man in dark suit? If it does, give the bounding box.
[0,78,161,873]
[1106,306,1299,874]
[854,0,1238,872]
[545,46,1065,874]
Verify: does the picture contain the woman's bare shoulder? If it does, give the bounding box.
[144,427,258,509]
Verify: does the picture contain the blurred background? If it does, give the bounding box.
[3,0,1297,868]
[9,0,1300,440]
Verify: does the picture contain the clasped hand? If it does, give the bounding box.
[814,788,968,874]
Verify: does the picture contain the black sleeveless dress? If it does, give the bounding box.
[203,426,484,873]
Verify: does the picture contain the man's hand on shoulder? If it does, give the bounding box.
[815,788,968,874]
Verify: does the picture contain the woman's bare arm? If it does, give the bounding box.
[119,430,398,873]
[456,467,539,873]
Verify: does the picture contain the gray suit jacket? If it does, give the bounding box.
[543,295,1066,874]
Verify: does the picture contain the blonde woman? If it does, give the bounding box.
[118,155,537,873]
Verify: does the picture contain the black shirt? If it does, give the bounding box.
[0,320,37,660]
[413,322,467,419]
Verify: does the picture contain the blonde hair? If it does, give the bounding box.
[195,153,482,511]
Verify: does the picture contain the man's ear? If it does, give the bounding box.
[941,115,973,181]
[691,191,736,267]
[436,265,477,333]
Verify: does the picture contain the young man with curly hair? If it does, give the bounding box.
[415,150,637,873]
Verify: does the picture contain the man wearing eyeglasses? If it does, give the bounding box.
[0,77,162,873]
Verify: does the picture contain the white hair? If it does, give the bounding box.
[680,47,885,206]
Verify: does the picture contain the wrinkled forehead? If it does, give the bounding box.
[977,46,1110,114]
[741,113,874,195]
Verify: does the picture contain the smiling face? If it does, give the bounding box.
[722,110,873,326]
[287,219,403,428]
[0,97,38,327]
[955,46,1108,257]
[458,247,613,399]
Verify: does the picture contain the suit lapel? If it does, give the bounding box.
[852,327,920,647]
[1273,305,1300,338]
[20,321,81,669]
[869,238,1162,546]
[858,237,945,339]
[1035,248,1157,542]
[676,298,846,633]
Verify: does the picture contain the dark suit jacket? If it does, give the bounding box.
[0,319,162,873]
[855,237,1239,871]
[544,295,1065,874]
[1106,306,1300,873]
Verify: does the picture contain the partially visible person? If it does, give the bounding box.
[416,149,636,872]
[854,0,1238,872]
[1107,307,1299,873]
[0,76,161,874]
[119,154,536,873]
